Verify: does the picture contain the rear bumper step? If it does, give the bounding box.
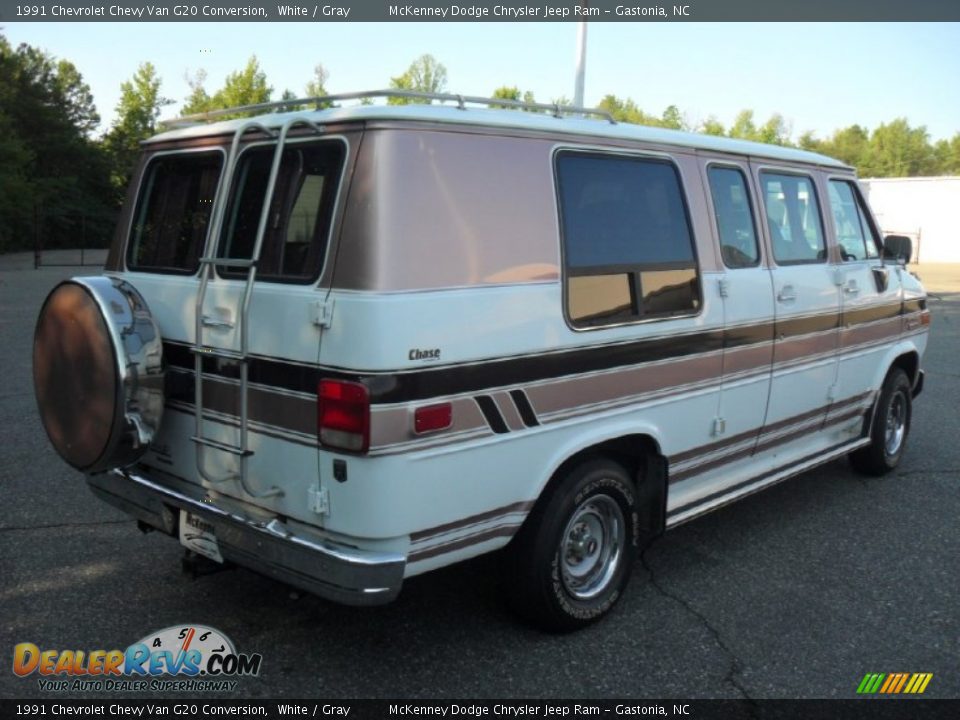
[88,468,405,606]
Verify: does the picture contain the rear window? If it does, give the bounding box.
[707,166,760,268]
[217,140,345,283]
[556,152,700,327]
[127,151,223,274]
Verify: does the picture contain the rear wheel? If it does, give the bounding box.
[850,367,912,476]
[505,458,640,632]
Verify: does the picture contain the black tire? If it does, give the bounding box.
[850,368,912,476]
[505,458,640,632]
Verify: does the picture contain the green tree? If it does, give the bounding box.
[388,54,447,104]
[490,85,539,111]
[699,116,726,136]
[797,130,822,152]
[0,32,113,252]
[180,56,272,117]
[933,133,960,174]
[726,110,792,145]
[304,64,334,109]
[305,63,329,98]
[103,62,171,193]
[660,104,686,130]
[728,110,758,140]
[597,94,655,125]
[214,56,272,112]
[491,85,521,106]
[862,118,938,177]
[0,109,34,252]
[181,69,211,115]
[53,59,100,137]
[820,124,869,168]
[756,113,791,146]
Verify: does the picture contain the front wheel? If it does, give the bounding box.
[504,458,640,632]
[850,367,913,476]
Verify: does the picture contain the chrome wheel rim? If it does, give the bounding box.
[560,493,625,600]
[884,390,907,456]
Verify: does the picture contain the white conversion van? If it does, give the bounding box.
[33,91,929,631]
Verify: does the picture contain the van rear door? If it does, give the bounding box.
[127,126,352,523]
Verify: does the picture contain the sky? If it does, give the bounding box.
[4,21,960,142]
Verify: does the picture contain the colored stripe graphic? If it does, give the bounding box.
[857,673,932,694]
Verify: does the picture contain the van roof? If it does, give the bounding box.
[148,102,850,170]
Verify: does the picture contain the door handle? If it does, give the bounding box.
[844,279,860,295]
[777,285,797,303]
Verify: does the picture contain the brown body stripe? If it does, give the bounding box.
[408,525,520,563]
[669,406,868,483]
[668,391,872,466]
[410,501,534,542]
[160,303,920,453]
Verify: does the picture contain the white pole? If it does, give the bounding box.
[574,18,587,108]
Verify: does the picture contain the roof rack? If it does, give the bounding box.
[161,89,617,128]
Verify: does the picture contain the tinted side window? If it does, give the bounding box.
[761,172,826,265]
[127,152,223,274]
[218,141,345,283]
[828,179,880,261]
[707,166,760,268]
[556,152,699,327]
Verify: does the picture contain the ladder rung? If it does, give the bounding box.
[191,346,246,361]
[191,436,254,457]
[199,257,257,268]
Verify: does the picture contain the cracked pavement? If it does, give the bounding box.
[1,255,958,699]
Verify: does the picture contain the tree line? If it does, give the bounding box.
[2,35,958,254]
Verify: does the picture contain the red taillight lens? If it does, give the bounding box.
[414,403,453,434]
[318,379,370,453]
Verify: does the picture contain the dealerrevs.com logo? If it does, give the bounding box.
[13,624,262,692]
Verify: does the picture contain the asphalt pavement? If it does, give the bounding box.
[1,253,957,700]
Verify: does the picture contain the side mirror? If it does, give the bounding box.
[883,235,913,264]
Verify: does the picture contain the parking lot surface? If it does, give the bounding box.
[1,253,958,699]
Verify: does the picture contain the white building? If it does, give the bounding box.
[860,176,960,263]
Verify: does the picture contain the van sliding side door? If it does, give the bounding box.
[703,160,774,466]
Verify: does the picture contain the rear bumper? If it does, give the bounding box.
[88,468,405,606]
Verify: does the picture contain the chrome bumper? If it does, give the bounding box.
[88,468,405,606]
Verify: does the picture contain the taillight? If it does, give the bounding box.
[318,379,370,453]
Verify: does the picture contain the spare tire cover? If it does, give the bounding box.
[33,276,165,473]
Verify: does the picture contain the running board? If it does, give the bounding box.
[666,437,871,528]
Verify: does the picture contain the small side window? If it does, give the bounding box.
[828,179,881,261]
[707,166,760,268]
[761,172,826,265]
[217,140,345,283]
[127,152,223,274]
[556,152,700,327]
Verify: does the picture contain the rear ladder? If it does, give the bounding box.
[191,116,326,499]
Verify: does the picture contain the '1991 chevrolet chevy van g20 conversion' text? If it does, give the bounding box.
[33,91,929,630]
